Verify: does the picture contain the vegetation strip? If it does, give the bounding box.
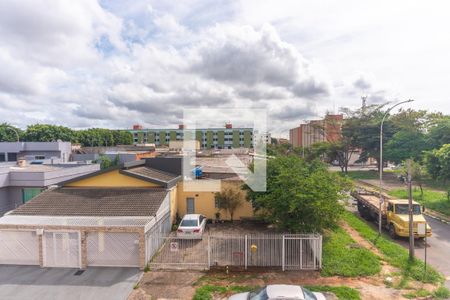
[342,210,444,284]
[192,285,256,300]
[321,227,381,277]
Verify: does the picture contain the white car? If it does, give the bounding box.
[229,285,327,300]
[176,214,207,239]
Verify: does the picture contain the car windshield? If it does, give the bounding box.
[249,288,268,300]
[180,219,198,227]
[303,288,317,300]
[395,204,421,215]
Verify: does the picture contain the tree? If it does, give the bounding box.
[384,131,428,164]
[401,160,426,199]
[214,186,244,221]
[341,105,396,171]
[94,154,120,169]
[427,117,450,149]
[243,156,351,233]
[424,144,450,182]
[0,123,22,142]
[23,124,75,142]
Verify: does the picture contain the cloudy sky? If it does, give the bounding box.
[1,0,449,136]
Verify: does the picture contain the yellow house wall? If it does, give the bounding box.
[176,180,254,220]
[65,170,160,187]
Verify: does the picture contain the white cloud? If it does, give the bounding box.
[1,0,448,137]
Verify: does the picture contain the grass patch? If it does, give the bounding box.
[388,187,450,216]
[321,227,381,277]
[433,286,450,299]
[344,170,380,180]
[422,178,449,191]
[193,285,256,300]
[306,285,361,300]
[342,211,444,284]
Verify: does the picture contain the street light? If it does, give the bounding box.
[5,126,19,142]
[378,99,414,234]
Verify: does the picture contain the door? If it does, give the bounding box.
[87,232,140,267]
[0,230,39,265]
[186,198,195,214]
[44,231,80,268]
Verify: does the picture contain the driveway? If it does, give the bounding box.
[0,266,141,300]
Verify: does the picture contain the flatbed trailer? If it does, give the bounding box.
[351,190,388,225]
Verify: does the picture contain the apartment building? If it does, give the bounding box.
[129,124,254,149]
[289,114,343,148]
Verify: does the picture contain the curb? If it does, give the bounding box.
[423,212,450,225]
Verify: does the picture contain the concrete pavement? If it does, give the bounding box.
[0,266,141,300]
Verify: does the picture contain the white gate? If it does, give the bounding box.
[87,232,140,267]
[148,233,322,271]
[0,230,39,265]
[44,231,80,268]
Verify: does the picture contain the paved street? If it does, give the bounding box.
[0,266,141,300]
[396,216,450,289]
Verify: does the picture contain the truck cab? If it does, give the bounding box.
[386,199,432,239]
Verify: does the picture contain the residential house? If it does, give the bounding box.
[0,162,100,216]
[0,141,72,164]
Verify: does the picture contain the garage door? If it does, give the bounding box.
[87,232,140,267]
[0,230,39,265]
[44,231,80,268]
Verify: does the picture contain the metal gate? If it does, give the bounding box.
[44,231,80,268]
[0,230,39,265]
[148,233,322,271]
[149,236,209,270]
[282,235,322,271]
[87,232,140,267]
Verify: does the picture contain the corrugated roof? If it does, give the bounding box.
[10,187,167,217]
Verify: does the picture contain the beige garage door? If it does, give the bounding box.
[87,232,140,267]
[44,231,80,268]
[0,230,39,265]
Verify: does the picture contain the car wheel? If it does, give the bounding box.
[389,224,398,239]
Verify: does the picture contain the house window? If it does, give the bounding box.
[7,152,17,162]
[35,155,46,160]
[22,188,43,203]
[0,153,5,162]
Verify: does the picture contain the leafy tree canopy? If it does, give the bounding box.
[243,155,351,233]
[384,131,428,164]
[0,123,22,142]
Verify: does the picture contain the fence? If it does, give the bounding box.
[148,233,322,271]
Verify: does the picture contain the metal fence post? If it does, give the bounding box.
[244,235,248,270]
[207,235,211,270]
[282,235,285,271]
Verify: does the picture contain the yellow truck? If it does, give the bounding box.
[352,190,432,239]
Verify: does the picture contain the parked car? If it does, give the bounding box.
[176,214,207,239]
[229,285,326,300]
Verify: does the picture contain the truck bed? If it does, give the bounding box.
[352,191,387,215]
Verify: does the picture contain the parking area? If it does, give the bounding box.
[0,266,141,300]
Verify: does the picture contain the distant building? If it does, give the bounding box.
[129,124,254,149]
[289,114,343,148]
[0,162,99,215]
[72,145,156,164]
[0,141,72,164]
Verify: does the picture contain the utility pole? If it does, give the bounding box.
[407,159,415,261]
